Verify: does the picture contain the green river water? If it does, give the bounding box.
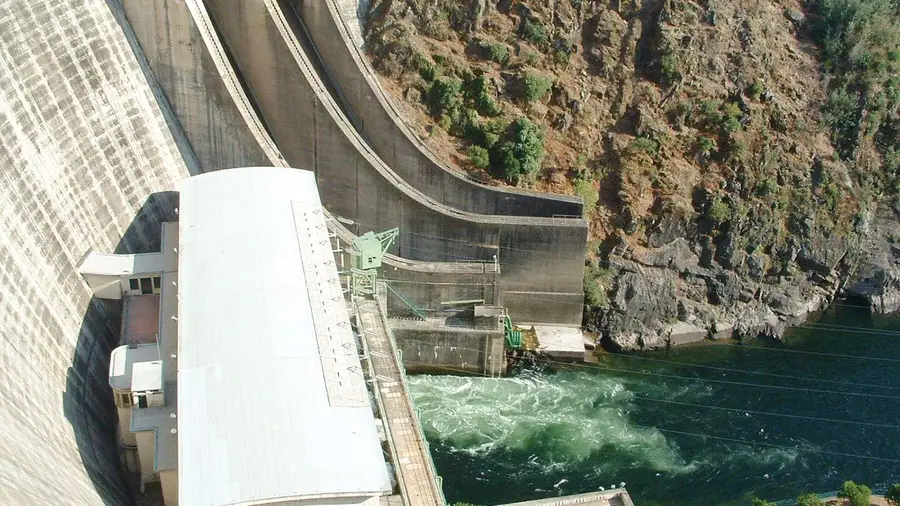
[407,303,900,505]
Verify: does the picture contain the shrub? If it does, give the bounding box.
[707,197,732,227]
[521,20,549,48]
[466,76,502,116]
[696,100,724,128]
[553,50,571,66]
[837,480,871,506]
[468,145,491,169]
[427,76,463,117]
[756,178,779,197]
[666,100,693,127]
[574,178,599,214]
[660,52,680,84]
[480,41,509,64]
[747,79,765,100]
[886,483,900,506]
[466,118,506,149]
[796,493,825,506]
[414,54,439,81]
[453,107,480,137]
[521,49,541,66]
[812,0,899,170]
[822,87,862,160]
[583,265,615,308]
[696,136,717,156]
[721,101,744,132]
[522,72,553,102]
[750,498,776,506]
[628,137,660,156]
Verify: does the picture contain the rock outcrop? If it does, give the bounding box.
[361,0,899,350]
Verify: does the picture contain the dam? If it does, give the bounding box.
[0,0,600,505]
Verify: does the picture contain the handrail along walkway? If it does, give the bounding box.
[355,297,445,506]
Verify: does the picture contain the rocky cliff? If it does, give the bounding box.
[362,0,900,350]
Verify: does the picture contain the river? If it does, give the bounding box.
[407,302,900,505]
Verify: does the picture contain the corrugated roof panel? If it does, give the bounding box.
[177,167,391,506]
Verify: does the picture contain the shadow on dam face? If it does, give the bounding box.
[62,192,179,506]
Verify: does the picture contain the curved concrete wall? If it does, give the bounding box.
[0,1,191,504]
[119,0,286,170]
[294,0,584,218]
[204,0,587,323]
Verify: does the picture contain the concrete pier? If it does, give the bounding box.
[502,490,635,506]
[391,317,506,376]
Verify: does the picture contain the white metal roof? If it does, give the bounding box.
[131,361,163,392]
[77,251,165,276]
[109,344,162,390]
[176,167,391,505]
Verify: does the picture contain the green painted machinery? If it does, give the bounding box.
[504,315,523,349]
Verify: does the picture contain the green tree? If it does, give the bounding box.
[509,118,544,178]
[707,198,732,227]
[427,76,463,118]
[490,118,545,182]
[522,73,553,102]
[751,498,777,506]
[837,480,871,506]
[886,483,900,506]
[468,145,490,169]
[465,76,502,116]
[796,493,825,506]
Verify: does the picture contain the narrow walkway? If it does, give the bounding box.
[356,298,444,506]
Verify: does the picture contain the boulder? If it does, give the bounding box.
[632,238,700,271]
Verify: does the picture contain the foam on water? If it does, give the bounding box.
[410,371,697,473]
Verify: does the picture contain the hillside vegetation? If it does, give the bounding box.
[364,0,900,349]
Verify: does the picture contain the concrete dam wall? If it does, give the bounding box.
[0,1,191,504]
[201,0,587,324]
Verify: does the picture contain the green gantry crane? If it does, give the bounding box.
[347,228,399,297]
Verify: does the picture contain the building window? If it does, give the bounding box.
[129,279,139,291]
[152,276,161,290]
[140,277,153,295]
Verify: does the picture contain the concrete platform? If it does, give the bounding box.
[533,326,587,361]
[502,490,634,506]
[667,321,707,346]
